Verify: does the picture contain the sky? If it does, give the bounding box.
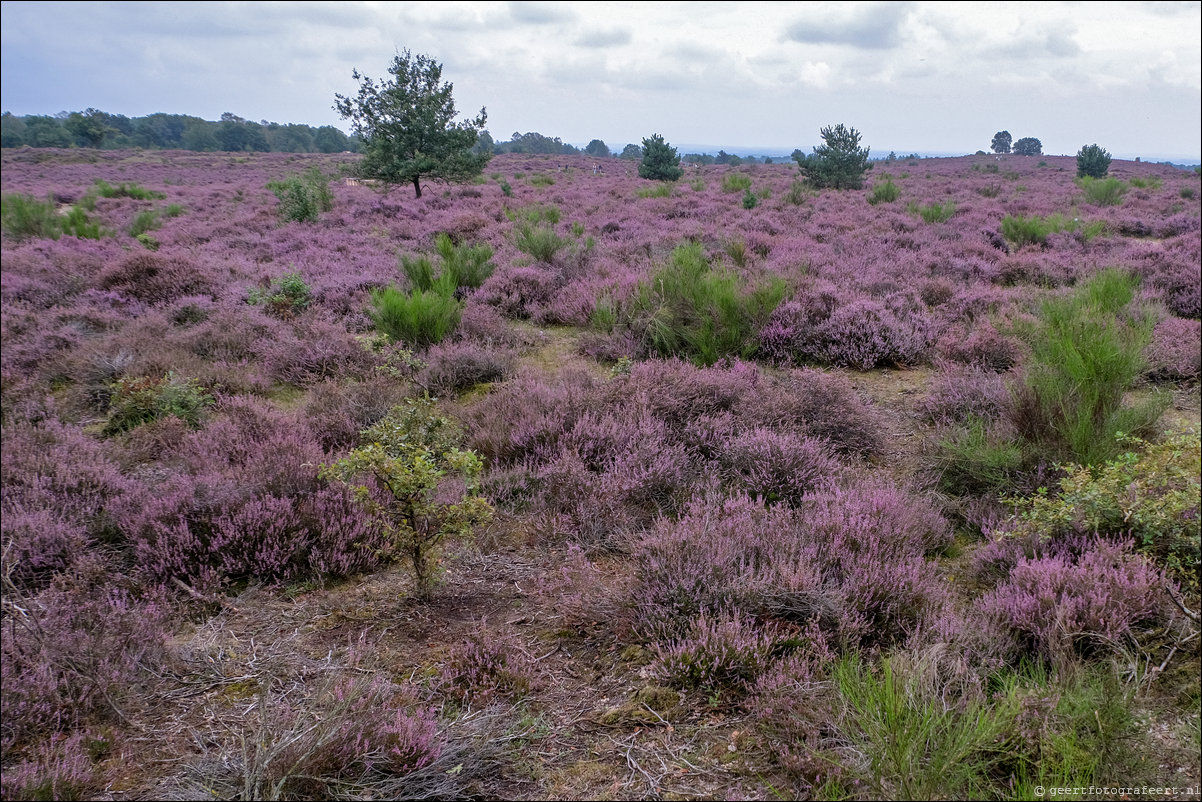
[1,1,1200,161]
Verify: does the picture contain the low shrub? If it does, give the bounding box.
[103,371,213,435]
[267,166,333,223]
[1145,316,1201,382]
[440,632,534,704]
[1,194,61,241]
[92,179,165,200]
[369,284,462,347]
[419,341,514,396]
[867,176,900,205]
[247,270,312,319]
[636,183,673,199]
[908,200,956,223]
[1077,175,1127,206]
[653,614,778,697]
[815,298,936,370]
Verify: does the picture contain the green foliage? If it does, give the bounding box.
[1075,144,1112,178]
[636,183,673,199]
[638,133,683,181]
[267,166,333,223]
[334,49,489,198]
[1013,137,1042,156]
[103,372,213,435]
[1013,268,1166,465]
[369,284,461,348]
[929,418,1026,497]
[433,232,495,289]
[247,271,313,319]
[867,175,900,205]
[720,173,752,193]
[1001,213,1105,247]
[990,130,1012,154]
[784,180,811,205]
[499,180,512,197]
[1008,432,1200,590]
[794,123,872,190]
[616,242,786,366]
[1077,176,1127,206]
[92,179,165,200]
[512,211,567,263]
[129,209,163,237]
[1129,177,1162,190]
[529,174,554,187]
[689,177,705,192]
[1,193,62,241]
[907,200,956,223]
[825,656,1139,801]
[319,398,492,600]
[1181,186,1195,199]
[741,189,758,209]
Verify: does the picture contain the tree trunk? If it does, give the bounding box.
[413,176,422,198]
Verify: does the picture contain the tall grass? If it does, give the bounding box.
[1,193,104,241]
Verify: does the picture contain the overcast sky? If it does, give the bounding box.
[2,1,1199,160]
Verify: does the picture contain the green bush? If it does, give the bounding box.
[513,221,567,263]
[1007,432,1200,590]
[1012,268,1166,465]
[721,173,752,193]
[1,193,62,241]
[529,174,554,187]
[636,183,673,199]
[1077,176,1127,206]
[1075,144,1112,179]
[1001,213,1105,247]
[59,206,104,240]
[794,123,872,190]
[617,241,786,365]
[248,271,313,319]
[1129,177,1162,190]
[867,176,900,205]
[741,189,758,209]
[129,209,163,237]
[320,398,491,600]
[103,372,213,435]
[929,418,1026,497]
[93,179,165,200]
[784,180,811,205]
[434,232,495,289]
[267,167,333,223]
[908,200,956,222]
[369,285,461,347]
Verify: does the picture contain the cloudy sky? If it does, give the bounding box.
[2,1,1199,160]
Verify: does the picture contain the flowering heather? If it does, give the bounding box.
[1145,316,1201,381]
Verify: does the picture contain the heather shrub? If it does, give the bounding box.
[1,559,169,750]
[739,368,883,458]
[266,166,333,223]
[246,270,312,319]
[1145,316,1201,381]
[96,251,214,305]
[0,731,101,801]
[304,374,411,451]
[476,265,558,319]
[918,365,1010,426]
[369,284,462,347]
[934,322,1021,372]
[320,398,492,600]
[815,297,936,369]
[715,427,840,505]
[234,676,442,800]
[257,314,378,386]
[653,614,778,697]
[1011,268,1166,465]
[418,341,514,396]
[1077,175,1127,206]
[102,371,213,435]
[620,241,786,365]
[867,175,900,205]
[440,631,534,704]
[975,538,1167,664]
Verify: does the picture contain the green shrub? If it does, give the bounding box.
[638,133,683,181]
[636,183,673,199]
[1077,176,1127,206]
[129,209,162,237]
[369,285,461,347]
[1,193,62,241]
[92,179,165,200]
[1075,144,1112,179]
[500,181,512,197]
[976,184,1002,198]
[867,176,900,205]
[794,123,872,189]
[908,200,956,222]
[433,232,495,289]
[104,372,213,435]
[785,180,811,205]
[267,167,333,223]
[59,206,104,240]
[1007,431,1200,590]
[689,177,705,192]
[1012,268,1166,465]
[929,418,1026,497]
[248,271,313,319]
[741,189,758,209]
[513,221,567,263]
[1129,177,1162,190]
[135,233,160,251]
[1182,187,1196,199]
[320,398,491,600]
[721,173,752,193]
[1001,213,1107,247]
[617,241,786,365]
[529,174,554,187]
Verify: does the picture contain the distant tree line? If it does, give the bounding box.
[1,108,361,152]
